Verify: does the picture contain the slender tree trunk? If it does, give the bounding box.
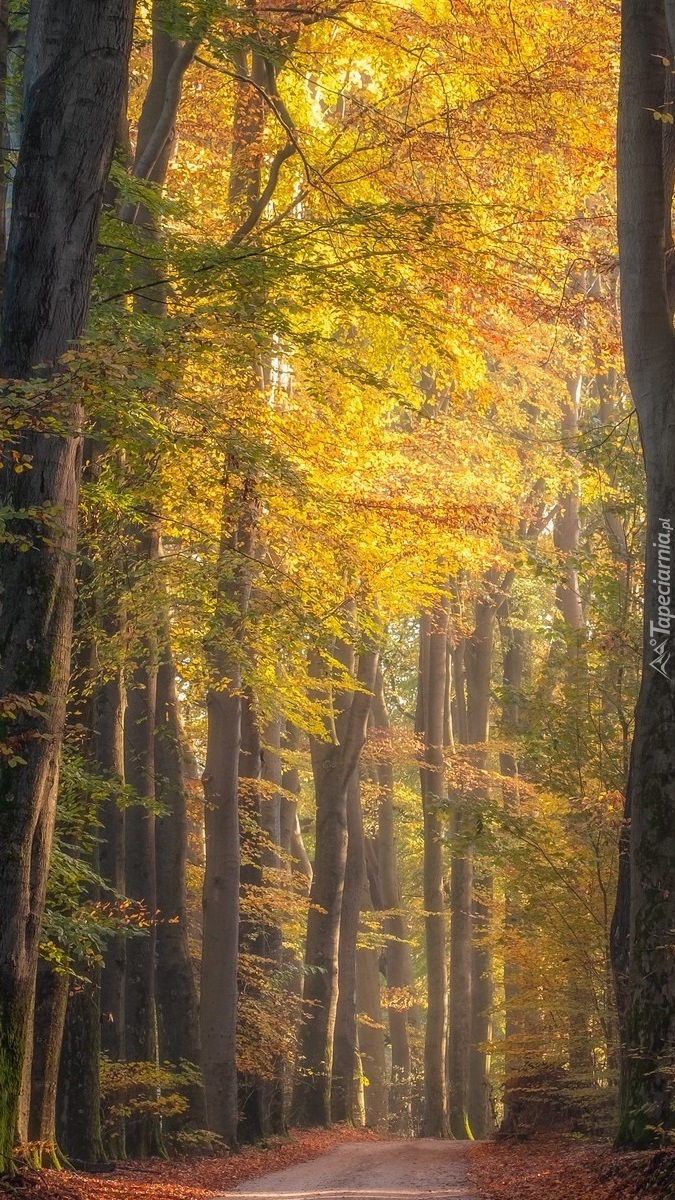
[237,693,265,1143]
[200,495,256,1147]
[331,775,366,1124]
[447,822,472,1138]
[419,606,449,1138]
[465,596,496,1140]
[553,391,598,1088]
[356,870,388,1129]
[154,637,205,1128]
[282,723,313,889]
[258,718,286,1134]
[468,882,493,1139]
[498,603,526,1120]
[372,670,414,1134]
[124,629,163,1158]
[97,666,127,1159]
[292,646,378,1127]
[201,680,242,1146]
[0,3,134,1168]
[447,640,472,1139]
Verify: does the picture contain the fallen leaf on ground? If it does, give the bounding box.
[1,1127,381,1200]
[470,1136,675,1200]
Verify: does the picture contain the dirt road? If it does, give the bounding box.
[222,1139,480,1199]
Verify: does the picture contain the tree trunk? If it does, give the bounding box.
[292,646,378,1127]
[447,639,472,1140]
[372,670,414,1134]
[57,972,105,1164]
[498,603,527,1117]
[201,681,242,1147]
[97,666,127,1159]
[356,871,388,1130]
[200,495,256,1147]
[611,0,675,1145]
[258,718,286,1135]
[468,881,493,1139]
[331,775,366,1124]
[124,612,162,1159]
[0,2,134,1169]
[28,961,69,1167]
[154,638,205,1128]
[465,595,496,1140]
[237,693,265,1144]
[419,606,449,1138]
[553,390,598,1089]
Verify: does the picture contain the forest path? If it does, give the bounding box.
[221,1139,480,1200]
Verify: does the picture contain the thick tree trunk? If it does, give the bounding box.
[57,972,105,1164]
[611,0,675,1145]
[419,606,449,1138]
[292,646,378,1127]
[0,2,134,1168]
[28,961,69,1167]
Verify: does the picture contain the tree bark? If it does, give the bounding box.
[372,670,415,1134]
[124,630,163,1158]
[611,0,675,1146]
[237,693,265,1143]
[465,597,495,1140]
[200,493,256,1147]
[498,603,526,1113]
[448,640,472,1139]
[154,637,205,1128]
[257,717,286,1135]
[419,605,449,1138]
[96,665,127,1159]
[28,960,69,1167]
[356,870,388,1130]
[331,774,366,1124]
[57,972,105,1164]
[0,1,134,1169]
[292,645,378,1127]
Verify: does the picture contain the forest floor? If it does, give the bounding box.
[471,1135,675,1200]
[4,1130,675,1200]
[0,1128,381,1200]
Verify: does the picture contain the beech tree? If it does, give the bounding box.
[611,0,675,1147]
[0,0,134,1170]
